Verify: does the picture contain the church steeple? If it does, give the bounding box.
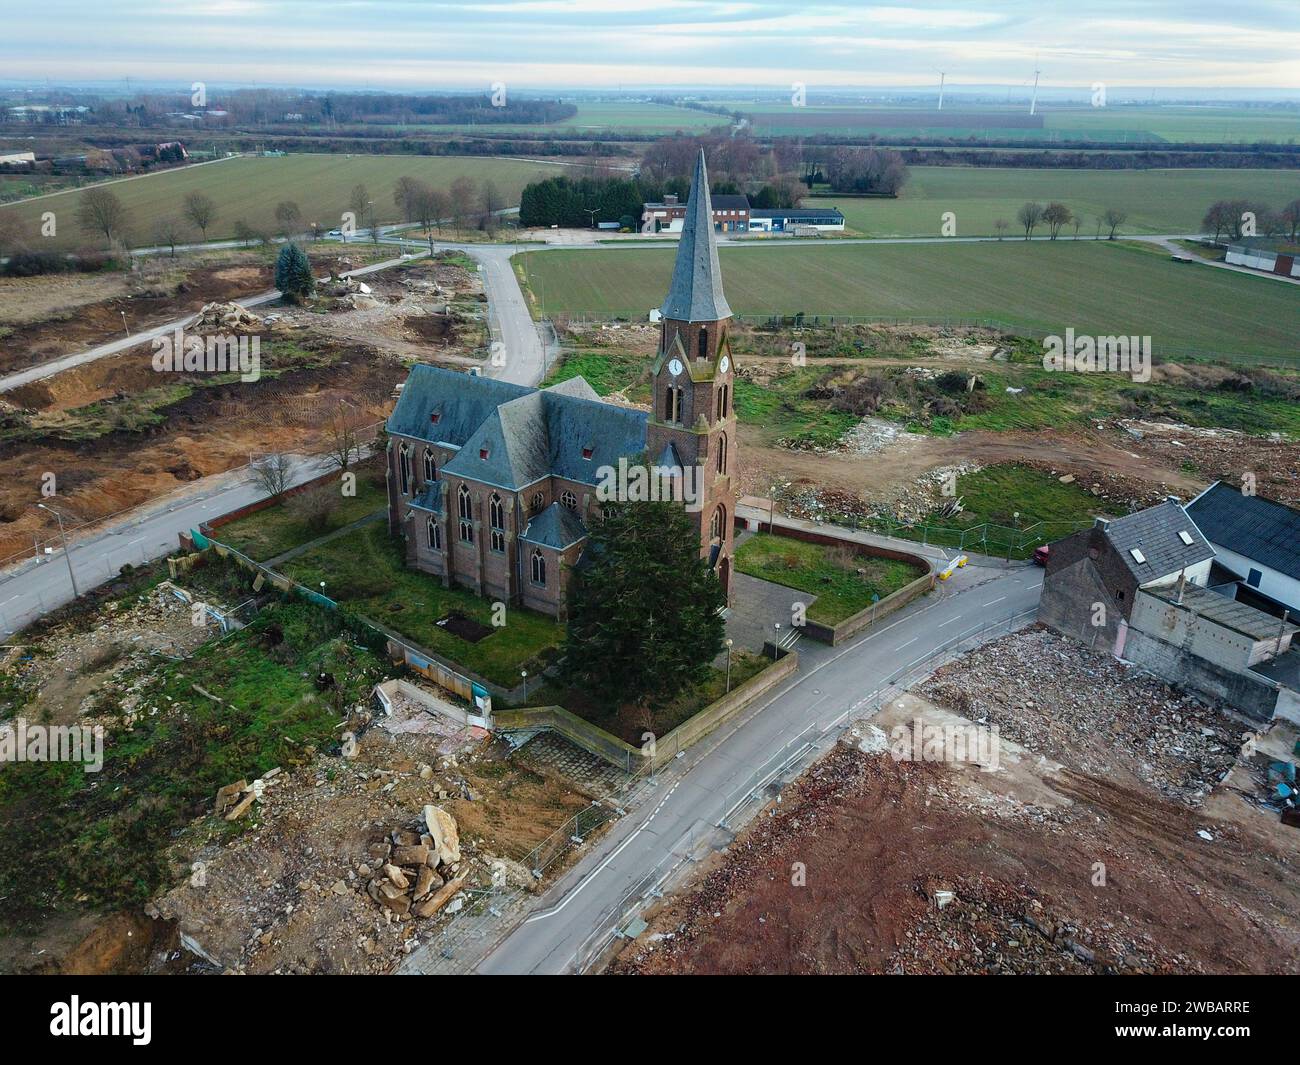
[660,149,731,322]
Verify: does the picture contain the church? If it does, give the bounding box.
[385,149,738,619]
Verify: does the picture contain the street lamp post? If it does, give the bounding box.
[520,669,528,700]
[725,638,733,692]
[37,503,79,598]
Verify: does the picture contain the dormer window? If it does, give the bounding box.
[479,446,490,460]
[581,446,594,460]
[430,411,441,425]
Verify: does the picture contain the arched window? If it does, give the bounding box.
[710,504,727,543]
[663,383,682,424]
[531,550,546,586]
[716,383,728,421]
[423,448,436,482]
[698,327,708,359]
[530,491,545,515]
[458,484,473,544]
[398,444,411,495]
[716,432,727,475]
[560,490,577,511]
[427,517,441,551]
[489,493,505,553]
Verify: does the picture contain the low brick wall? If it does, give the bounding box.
[739,519,936,646]
[494,652,800,773]
[493,705,641,771]
[650,650,799,768]
[200,468,342,537]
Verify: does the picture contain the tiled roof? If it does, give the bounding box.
[660,149,732,323]
[520,502,588,550]
[1187,482,1300,582]
[1102,500,1215,582]
[407,482,445,515]
[710,194,750,211]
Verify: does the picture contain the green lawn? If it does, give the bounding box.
[0,153,569,251]
[214,463,389,561]
[735,533,924,624]
[0,599,391,923]
[809,167,1300,238]
[947,464,1103,528]
[280,522,563,687]
[519,240,1300,366]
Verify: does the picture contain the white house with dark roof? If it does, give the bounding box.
[1187,482,1300,618]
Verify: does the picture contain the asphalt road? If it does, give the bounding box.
[476,559,1044,974]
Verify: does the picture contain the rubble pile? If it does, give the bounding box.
[361,805,468,919]
[190,302,262,333]
[887,877,1166,975]
[918,628,1240,805]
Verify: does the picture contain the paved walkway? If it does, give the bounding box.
[261,508,385,569]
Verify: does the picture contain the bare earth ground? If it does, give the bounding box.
[0,246,388,375]
[0,256,484,562]
[614,630,1300,975]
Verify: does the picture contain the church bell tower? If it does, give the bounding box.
[646,149,737,603]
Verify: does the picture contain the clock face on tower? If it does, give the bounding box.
[668,358,684,377]
[719,355,730,374]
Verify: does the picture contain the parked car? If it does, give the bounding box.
[1033,545,1050,566]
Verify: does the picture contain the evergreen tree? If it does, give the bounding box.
[275,242,315,301]
[562,500,726,731]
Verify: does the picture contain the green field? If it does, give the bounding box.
[0,153,570,251]
[741,104,1300,143]
[392,101,726,134]
[521,240,1300,365]
[809,167,1300,238]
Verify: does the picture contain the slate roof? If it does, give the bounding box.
[407,482,445,515]
[710,194,750,212]
[660,149,732,322]
[1187,482,1300,582]
[1147,583,1298,642]
[387,364,531,445]
[389,367,649,493]
[1102,499,1215,582]
[520,502,588,550]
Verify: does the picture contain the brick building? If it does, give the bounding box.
[386,149,738,618]
[642,191,750,232]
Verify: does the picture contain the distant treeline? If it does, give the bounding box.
[895,147,1300,170]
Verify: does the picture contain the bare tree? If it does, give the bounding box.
[288,484,340,532]
[1102,207,1128,240]
[274,200,302,239]
[348,183,370,238]
[1042,202,1072,240]
[251,453,293,499]
[182,191,218,241]
[393,176,421,222]
[77,187,131,246]
[1282,199,1300,242]
[1016,201,1043,240]
[152,215,186,256]
[324,401,365,471]
[993,218,1009,241]
[449,176,476,235]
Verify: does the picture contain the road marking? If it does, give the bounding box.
[898,636,918,648]
[525,779,683,924]
[983,595,1006,606]
[937,615,961,627]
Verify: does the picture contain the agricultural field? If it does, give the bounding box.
[808,166,1300,238]
[392,100,726,134]
[742,103,1300,143]
[520,240,1300,366]
[0,153,570,251]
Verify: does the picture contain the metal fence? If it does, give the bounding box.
[571,606,1040,974]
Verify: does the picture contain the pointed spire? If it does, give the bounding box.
[660,149,732,322]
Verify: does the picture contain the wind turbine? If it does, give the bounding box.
[1029,64,1040,116]
[938,72,945,111]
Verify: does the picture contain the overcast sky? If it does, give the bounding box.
[6,0,1300,92]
